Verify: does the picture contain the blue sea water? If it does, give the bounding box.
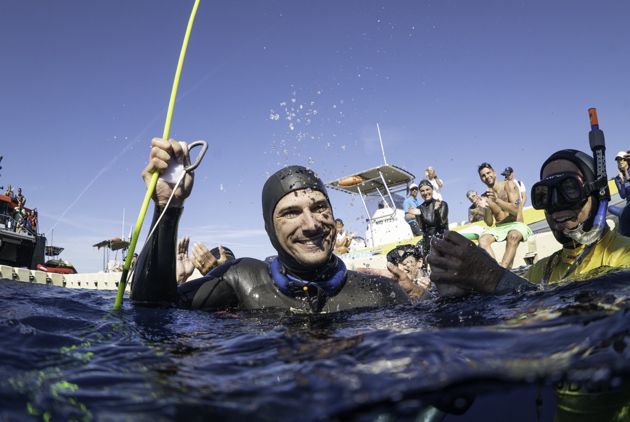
[1,270,630,421]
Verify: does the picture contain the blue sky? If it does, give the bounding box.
[1,0,629,272]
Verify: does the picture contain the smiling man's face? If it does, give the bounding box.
[541,159,593,245]
[273,189,335,267]
[479,167,496,187]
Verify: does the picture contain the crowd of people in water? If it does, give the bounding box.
[1,184,38,235]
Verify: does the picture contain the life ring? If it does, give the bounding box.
[337,175,364,187]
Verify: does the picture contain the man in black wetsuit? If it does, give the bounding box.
[131,138,417,313]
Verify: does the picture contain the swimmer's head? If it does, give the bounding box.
[210,246,235,262]
[534,149,598,246]
[262,166,335,271]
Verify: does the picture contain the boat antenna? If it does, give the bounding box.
[113,0,201,310]
[376,123,388,165]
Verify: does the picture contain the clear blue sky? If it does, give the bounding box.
[1,0,629,272]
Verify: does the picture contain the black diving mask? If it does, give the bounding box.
[531,172,594,212]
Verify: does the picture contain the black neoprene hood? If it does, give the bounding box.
[539,149,595,182]
[261,165,331,266]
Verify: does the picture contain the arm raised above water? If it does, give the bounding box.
[131,138,194,305]
[131,205,181,305]
[428,231,535,295]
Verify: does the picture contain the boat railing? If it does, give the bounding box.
[0,213,37,237]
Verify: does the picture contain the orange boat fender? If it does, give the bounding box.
[338,175,364,187]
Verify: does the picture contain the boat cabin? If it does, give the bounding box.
[327,164,417,248]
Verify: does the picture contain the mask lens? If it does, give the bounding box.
[560,177,582,202]
[532,173,586,211]
[532,184,550,209]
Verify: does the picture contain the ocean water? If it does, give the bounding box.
[1,270,630,421]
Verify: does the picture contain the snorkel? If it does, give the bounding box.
[561,108,610,245]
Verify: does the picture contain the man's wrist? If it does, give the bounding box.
[494,270,535,294]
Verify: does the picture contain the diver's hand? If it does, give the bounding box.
[191,242,222,275]
[386,262,427,300]
[142,138,194,207]
[428,231,506,295]
[176,237,195,284]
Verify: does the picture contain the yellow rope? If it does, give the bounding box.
[114,0,201,310]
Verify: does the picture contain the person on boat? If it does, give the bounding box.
[610,150,630,236]
[428,149,630,296]
[131,138,417,313]
[176,236,236,284]
[333,218,352,255]
[3,185,14,201]
[424,166,444,201]
[477,162,532,269]
[15,188,26,208]
[402,183,422,236]
[501,166,527,206]
[416,179,448,263]
[466,190,487,223]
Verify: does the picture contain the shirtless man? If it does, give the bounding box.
[477,162,532,268]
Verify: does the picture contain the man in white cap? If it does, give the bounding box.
[501,166,527,206]
[612,150,630,236]
[614,150,630,205]
[403,183,422,236]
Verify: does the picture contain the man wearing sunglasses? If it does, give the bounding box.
[428,149,630,296]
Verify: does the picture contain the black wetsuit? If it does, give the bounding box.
[131,207,409,313]
[417,199,449,258]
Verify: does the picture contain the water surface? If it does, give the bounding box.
[1,270,629,421]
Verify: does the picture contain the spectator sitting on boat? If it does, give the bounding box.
[15,188,26,208]
[416,179,448,263]
[477,162,531,269]
[403,183,422,236]
[428,149,630,297]
[333,218,352,255]
[176,236,236,284]
[424,166,444,201]
[131,138,420,312]
[466,190,487,223]
[501,166,527,206]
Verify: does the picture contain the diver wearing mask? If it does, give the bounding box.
[131,138,411,313]
[427,149,630,296]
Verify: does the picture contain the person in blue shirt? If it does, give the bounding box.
[403,183,422,236]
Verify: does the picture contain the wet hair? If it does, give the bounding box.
[335,218,344,225]
[210,246,236,261]
[478,162,493,173]
[386,244,423,265]
[417,179,433,190]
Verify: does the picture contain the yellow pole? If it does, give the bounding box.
[114,0,201,310]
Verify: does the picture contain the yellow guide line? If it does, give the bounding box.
[114,0,201,310]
